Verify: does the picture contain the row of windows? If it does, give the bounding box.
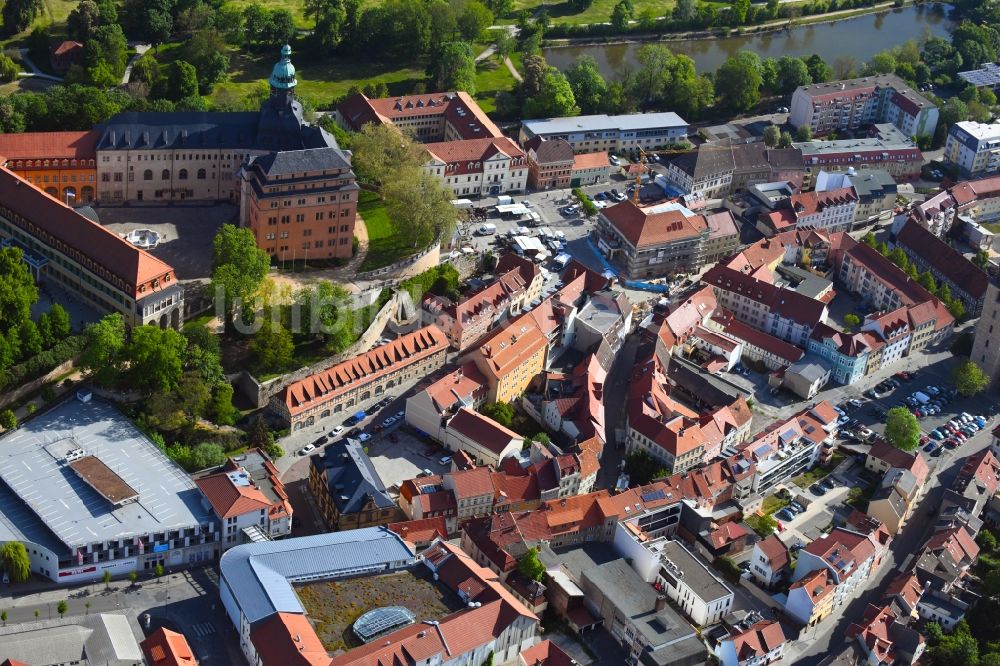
[14,158,95,168]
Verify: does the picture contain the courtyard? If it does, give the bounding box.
[294,568,464,654]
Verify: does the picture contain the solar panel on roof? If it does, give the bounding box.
[640,489,666,503]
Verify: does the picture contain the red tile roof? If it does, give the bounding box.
[0,166,176,297]
[281,325,448,416]
[448,408,523,457]
[52,40,83,56]
[424,137,526,174]
[0,130,98,161]
[789,568,835,604]
[572,151,610,171]
[896,219,988,300]
[449,466,496,499]
[789,186,857,217]
[728,620,787,661]
[519,640,576,666]
[141,627,198,666]
[423,363,488,413]
[472,324,548,381]
[756,534,790,570]
[884,571,924,608]
[602,200,708,249]
[195,471,273,519]
[388,516,449,545]
[250,613,330,666]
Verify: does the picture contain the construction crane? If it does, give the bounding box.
[632,146,652,204]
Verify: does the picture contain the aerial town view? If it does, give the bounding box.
[4,0,1000,664]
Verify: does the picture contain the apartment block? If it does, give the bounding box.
[519,112,689,154]
[790,75,938,139]
[795,124,923,188]
[944,121,1000,176]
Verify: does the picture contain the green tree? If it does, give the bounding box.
[128,571,138,586]
[518,547,545,582]
[103,569,112,590]
[979,529,999,553]
[844,313,861,330]
[48,303,71,339]
[673,0,696,23]
[0,54,17,83]
[18,319,42,358]
[975,250,991,269]
[877,241,889,256]
[625,449,667,485]
[211,383,237,426]
[382,167,458,246]
[56,600,67,617]
[730,0,750,25]
[716,51,763,113]
[610,0,633,30]
[953,360,989,396]
[861,232,877,247]
[671,74,715,120]
[429,42,477,95]
[932,619,979,665]
[164,60,198,100]
[745,513,777,537]
[805,54,832,82]
[212,225,271,331]
[565,56,608,115]
[481,401,514,428]
[884,406,920,451]
[3,0,43,34]
[457,0,492,41]
[524,68,578,118]
[633,44,673,105]
[940,98,970,128]
[938,283,953,304]
[775,55,811,94]
[127,325,187,393]
[887,247,910,271]
[0,542,30,582]
[1,610,6,625]
[777,131,793,148]
[918,270,938,294]
[0,409,16,431]
[349,123,424,187]
[866,51,897,75]
[180,31,230,94]
[252,317,295,372]
[80,313,126,385]
[948,298,966,320]
[795,125,812,142]
[763,125,780,147]
[189,442,227,470]
[304,0,349,50]
[67,0,102,40]
[0,247,39,334]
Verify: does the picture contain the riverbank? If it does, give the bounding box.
[542,0,938,49]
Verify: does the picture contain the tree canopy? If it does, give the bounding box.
[884,407,920,451]
[518,547,545,582]
[212,225,271,330]
[953,360,989,397]
[0,542,30,583]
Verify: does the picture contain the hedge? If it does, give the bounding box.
[0,335,84,392]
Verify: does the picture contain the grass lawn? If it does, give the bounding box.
[211,49,426,109]
[508,0,678,25]
[473,57,520,113]
[761,494,790,515]
[357,190,418,272]
[791,465,831,490]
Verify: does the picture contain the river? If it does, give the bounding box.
[542,5,955,75]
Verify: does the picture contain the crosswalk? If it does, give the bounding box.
[190,622,216,638]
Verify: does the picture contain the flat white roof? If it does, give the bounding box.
[523,112,688,136]
[0,398,213,554]
[953,121,1000,141]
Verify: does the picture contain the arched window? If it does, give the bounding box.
[161,169,170,180]
[143,170,152,181]
[178,169,188,180]
[197,168,206,180]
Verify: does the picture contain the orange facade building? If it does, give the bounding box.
[0,130,99,204]
[240,147,359,262]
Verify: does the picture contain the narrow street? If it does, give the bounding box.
[598,334,639,489]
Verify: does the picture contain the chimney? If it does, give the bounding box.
[655,595,667,612]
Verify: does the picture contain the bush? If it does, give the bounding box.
[0,335,84,392]
[40,385,56,402]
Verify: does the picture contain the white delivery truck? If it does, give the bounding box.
[478,223,497,235]
[451,199,474,209]
[496,195,514,206]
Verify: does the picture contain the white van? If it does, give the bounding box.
[478,223,497,236]
[496,195,514,206]
[451,199,474,209]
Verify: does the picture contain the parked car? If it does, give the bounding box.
[820,478,836,491]
[381,416,397,427]
[789,501,805,512]
[331,425,345,436]
[923,442,938,453]
[439,455,453,466]
[838,414,850,425]
[930,429,945,440]
[848,399,864,409]
[358,432,373,442]
[776,509,795,522]
[299,444,316,456]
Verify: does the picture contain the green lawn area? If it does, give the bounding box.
[508,0,677,25]
[211,49,426,108]
[357,190,417,271]
[761,494,790,515]
[791,465,831,490]
[473,57,520,113]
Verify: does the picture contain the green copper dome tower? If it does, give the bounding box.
[268,44,298,92]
